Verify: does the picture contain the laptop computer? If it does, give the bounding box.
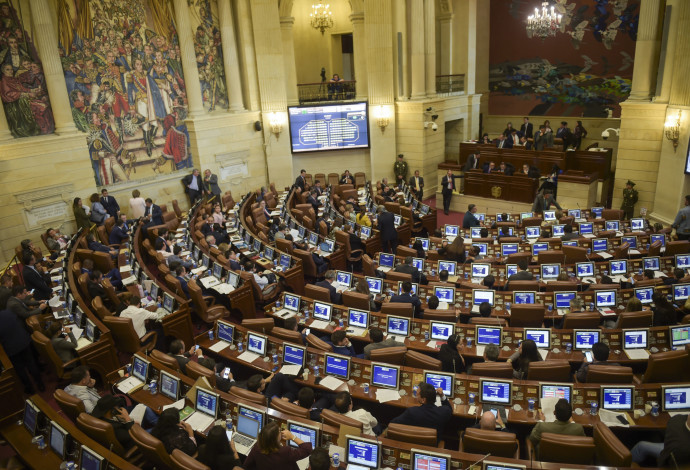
[232,404,265,455]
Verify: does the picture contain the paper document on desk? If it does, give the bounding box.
[211,284,235,295]
[599,408,631,427]
[130,404,148,424]
[628,249,641,255]
[426,341,439,349]
[208,341,229,353]
[319,376,345,391]
[582,233,596,238]
[50,267,63,275]
[476,345,485,356]
[279,364,302,376]
[309,320,330,330]
[611,275,627,283]
[199,276,220,289]
[116,376,144,394]
[163,398,186,412]
[70,326,84,340]
[376,389,401,403]
[598,252,613,259]
[438,302,449,310]
[191,267,207,275]
[540,396,559,422]
[49,296,62,308]
[120,265,132,273]
[238,351,260,363]
[122,275,137,286]
[654,271,667,278]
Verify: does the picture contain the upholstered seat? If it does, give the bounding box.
[460,428,519,459]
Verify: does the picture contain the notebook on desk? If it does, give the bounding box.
[309,320,330,330]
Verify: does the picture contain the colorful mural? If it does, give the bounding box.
[57,0,193,186]
[0,1,55,137]
[189,0,227,111]
[489,0,639,117]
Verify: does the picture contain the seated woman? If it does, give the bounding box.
[438,334,466,374]
[47,322,77,363]
[150,408,197,456]
[197,425,243,470]
[355,280,378,312]
[244,421,312,470]
[507,339,542,379]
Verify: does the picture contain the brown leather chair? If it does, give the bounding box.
[526,360,571,382]
[334,230,363,270]
[469,317,507,326]
[505,252,532,266]
[537,250,565,264]
[151,349,180,371]
[103,316,157,354]
[320,408,364,432]
[562,313,600,329]
[342,291,371,310]
[404,350,442,369]
[585,365,634,384]
[537,432,595,464]
[362,255,376,277]
[460,428,519,459]
[593,421,632,466]
[380,303,414,318]
[328,173,340,187]
[306,334,333,352]
[543,281,580,292]
[354,172,366,187]
[396,245,417,257]
[239,271,281,307]
[91,296,112,320]
[423,309,457,321]
[172,199,183,219]
[563,245,588,263]
[293,249,321,280]
[129,423,174,469]
[170,449,209,470]
[370,346,407,365]
[187,279,229,324]
[387,423,438,447]
[185,361,216,387]
[616,310,653,329]
[32,331,80,380]
[613,242,630,259]
[270,396,309,419]
[270,326,304,345]
[275,238,293,255]
[164,274,185,298]
[509,304,544,327]
[76,413,140,462]
[638,349,690,383]
[504,280,540,292]
[602,209,624,220]
[666,240,690,256]
[469,362,513,379]
[304,284,332,303]
[385,271,412,282]
[54,389,85,422]
[240,318,275,335]
[647,240,662,257]
[521,217,542,227]
[228,386,267,406]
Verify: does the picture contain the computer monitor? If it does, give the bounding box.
[634,287,654,304]
[592,238,608,252]
[423,371,454,398]
[348,309,369,329]
[320,239,335,253]
[263,246,275,261]
[159,370,180,401]
[393,214,402,227]
[227,271,239,288]
[643,256,661,271]
[540,383,572,403]
[193,246,200,261]
[651,234,666,246]
[238,404,265,436]
[623,329,648,350]
[212,262,223,279]
[386,315,410,337]
[194,387,219,419]
[280,253,291,269]
[610,260,628,275]
[444,225,459,238]
[501,243,518,257]
[282,293,301,314]
[411,258,424,271]
[80,445,104,470]
[287,421,319,449]
[630,218,645,231]
[525,226,541,239]
[595,290,617,308]
[579,222,593,234]
[475,213,486,222]
[411,449,451,470]
[23,400,39,435]
[163,292,175,313]
[479,379,512,406]
[677,254,690,270]
[434,286,455,304]
[600,386,634,411]
[247,332,267,356]
[324,353,350,379]
[621,236,638,249]
[470,227,482,239]
[378,253,395,269]
[335,270,352,287]
[282,343,305,367]
[417,238,430,251]
[298,226,306,238]
[476,326,502,346]
[568,209,581,219]
[471,263,491,279]
[66,293,74,313]
[308,232,319,246]
[473,243,488,256]
[397,281,418,296]
[591,207,604,218]
[661,384,690,412]
[202,253,210,268]
[541,264,560,280]
[216,320,235,346]
[132,355,150,383]
[513,291,536,304]
[73,307,84,329]
[85,318,96,342]
[483,462,526,470]
[346,435,380,470]
[473,289,495,306]
[532,243,548,255]
[520,212,533,220]
[371,363,400,390]
[49,421,68,459]
[605,220,620,231]
[574,329,600,350]
[312,301,333,321]
[437,261,456,276]
[674,284,690,304]
[575,262,595,278]
[430,321,455,341]
[150,283,159,301]
[419,205,430,215]
[366,277,383,294]
[524,329,551,349]
[552,224,565,237]
[543,210,556,221]
[505,264,518,277]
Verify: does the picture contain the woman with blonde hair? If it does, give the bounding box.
[129,189,146,218]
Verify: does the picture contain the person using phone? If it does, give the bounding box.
[198,425,242,470]
[244,421,312,469]
[574,341,620,382]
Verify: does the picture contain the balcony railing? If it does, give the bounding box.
[436,74,465,96]
[297,80,357,104]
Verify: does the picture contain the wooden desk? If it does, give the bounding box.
[464,171,539,204]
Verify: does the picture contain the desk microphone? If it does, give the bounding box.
[464,453,491,470]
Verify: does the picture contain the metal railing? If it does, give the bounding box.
[297,80,357,104]
[435,74,465,96]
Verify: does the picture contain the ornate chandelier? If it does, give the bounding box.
[310,1,334,35]
[526,2,562,39]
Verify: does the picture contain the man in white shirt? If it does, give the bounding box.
[64,366,101,413]
[334,391,379,436]
[244,261,269,288]
[119,296,159,339]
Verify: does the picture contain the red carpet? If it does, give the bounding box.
[423,197,463,229]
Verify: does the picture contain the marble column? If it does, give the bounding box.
[424,0,436,96]
[236,0,260,111]
[0,102,11,140]
[628,0,662,101]
[438,13,453,75]
[350,10,368,100]
[409,0,425,99]
[465,0,478,95]
[172,0,204,117]
[31,0,77,134]
[280,16,299,106]
[669,0,690,106]
[217,0,245,112]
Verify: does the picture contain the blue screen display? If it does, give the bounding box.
[283,345,305,366]
[541,264,560,279]
[445,225,459,237]
[196,388,217,417]
[610,260,627,275]
[430,322,454,341]
[434,287,454,303]
[336,271,352,286]
[506,265,518,277]
[605,220,620,231]
[576,263,594,277]
[379,253,395,268]
[372,364,398,389]
[476,327,501,345]
[525,330,550,349]
[80,446,102,470]
[555,292,576,309]
[284,293,300,312]
[532,243,548,254]
[575,330,600,349]
[132,356,148,382]
[624,330,648,349]
[471,264,490,278]
[313,302,332,321]
[288,102,369,153]
[674,284,690,301]
[470,227,482,238]
[348,309,368,329]
[579,223,593,234]
[526,227,540,238]
[592,239,608,252]
[288,423,317,448]
[325,355,350,379]
[541,384,571,403]
[366,277,382,294]
[425,372,453,397]
[643,257,660,270]
[664,386,690,411]
[438,261,456,275]
[218,321,234,343]
[473,243,488,256]
[514,292,535,304]
[347,438,379,469]
[553,225,565,237]
[387,317,410,336]
[602,388,633,410]
[481,380,511,404]
[247,333,266,355]
[635,288,654,304]
[501,244,518,256]
[595,290,616,308]
[412,258,424,271]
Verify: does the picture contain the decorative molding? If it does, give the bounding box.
[15,183,74,210]
[14,184,75,231]
[216,150,250,184]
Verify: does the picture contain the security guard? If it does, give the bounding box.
[394,154,408,185]
[621,180,638,220]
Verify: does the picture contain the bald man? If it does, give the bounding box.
[471,410,508,432]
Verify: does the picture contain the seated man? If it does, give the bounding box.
[296,386,333,421]
[118,296,160,339]
[108,218,130,246]
[315,270,342,305]
[169,339,203,373]
[90,395,159,447]
[471,410,508,432]
[389,383,452,441]
[389,281,422,318]
[247,372,299,402]
[324,330,357,357]
[632,413,690,466]
[167,245,193,270]
[81,258,123,290]
[528,398,585,451]
[86,233,117,259]
[333,391,380,436]
[45,228,69,252]
[7,285,47,320]
[64,365,101,413]
[438,270,450,283]
[309,447,331,470]
[363,327,404,359]
[574,342,620,382]
[393,256,427,285]
[426,295,440,310]
[174,265,190,297]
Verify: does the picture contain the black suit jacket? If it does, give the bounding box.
[100,196,120,217]
[182,174,203,193]
[109,225,129,245]
[315,280,341,305]
[145,204,163,225]
[393,264,427,285]
[22,266,52,300]
[348,233,363,252]
[441,174,459,194]
[390,400,452,440]
[520,122,533,139]
[377,212,397,242]
[464,154,480,172]
[0,308,32,356]
[505,270,534,291]
[306,195,321,212]
[409,176,424,191]
[294,175,306,190]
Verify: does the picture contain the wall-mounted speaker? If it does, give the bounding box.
[254,121,262,132]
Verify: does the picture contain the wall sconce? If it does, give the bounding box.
[665,110,681,151]
[375,106,390,133]
[269,112,283,139]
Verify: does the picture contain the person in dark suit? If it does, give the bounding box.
[340,170,354,185]
[294,169,307,191]
[441,169,461,215]
[409,170,424,200]
[376,206,398,253]
[182,169,204,206]
[534,125,554,151]
[47,322,78,363]
[343,224,363,252]
[7,285,47,320]
[462,204,482,229]
[389,281,422,317]
[175,266,190,297]
[306,190,321,212]
[0,306,45,393]
[520,117,533,139]
[504,259,533,290]
[556,121,572,150]
[315,271,342,305]
[561,224,579,241]
[142,198,163,236]
[496,133,513,149]
[574,342,620,382]
[389,382,452,441]
[312,180,324,197]
[464,151,480,173]
[632,414,690,466]
[169,339,203,374]
[22,253,52,300]
[100,189,120,218]
[393,257,427,285]
[203,169,222,203]
[531,190,562,214]
[109,217,130,245]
